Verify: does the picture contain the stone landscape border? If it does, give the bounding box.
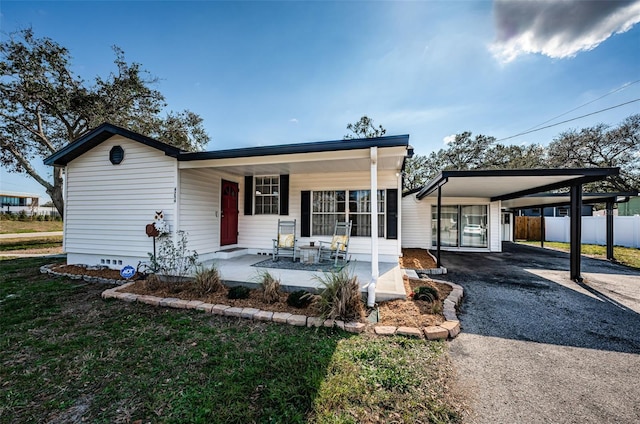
[41,263,464,340]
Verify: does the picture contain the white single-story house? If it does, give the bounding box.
[44,123,412,303]
[44,123,624,297]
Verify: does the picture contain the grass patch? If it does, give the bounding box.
[0,236,63,251]
[312,337,462,423]
[0,257,463,423]
[518,241,640,269]
[0,220,63,234]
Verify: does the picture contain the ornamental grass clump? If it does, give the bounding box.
[314,268,364,321]
[193,264,224,295]
[256,270,281,304]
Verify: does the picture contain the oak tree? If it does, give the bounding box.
[0,29,210,217]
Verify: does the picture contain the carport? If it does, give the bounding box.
[415,168,622,282]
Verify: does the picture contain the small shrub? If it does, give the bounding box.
[257,270,281,304]
[287,290,313,308]
[314,268,364,321]
[413,286,439,302]
[227,285,251,300]
[17,210,28,221]
[193,264,224,295]
[146,273,162,291]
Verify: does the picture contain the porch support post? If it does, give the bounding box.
[606,200,614,261]
[436,185,442,267]
[367,147,379,307]
[570,184,583,282]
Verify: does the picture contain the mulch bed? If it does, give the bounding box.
[47,248,449,327]
[121,279,322,316]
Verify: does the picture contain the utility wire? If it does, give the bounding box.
[523,79,640,132]
[496,98,640,142]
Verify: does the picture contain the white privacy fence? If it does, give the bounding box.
[545,216,640,248]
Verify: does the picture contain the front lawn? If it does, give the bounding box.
[0,236,62,251]
[0,220,63,234]
[0,257,463,423]
[518,241,640,269]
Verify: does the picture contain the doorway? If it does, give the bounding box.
[220,180,239,246]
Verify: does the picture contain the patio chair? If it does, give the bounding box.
[318,221,352,266]
[272,219,297,262]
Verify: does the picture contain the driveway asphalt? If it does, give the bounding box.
[440,242,640,424]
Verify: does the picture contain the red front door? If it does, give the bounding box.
[220,180,239,246]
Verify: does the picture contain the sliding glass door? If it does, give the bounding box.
[432,205,488,248]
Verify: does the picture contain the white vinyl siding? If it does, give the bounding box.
[64,136,177,266]
[178,168,220,255]
[401,195,431,249]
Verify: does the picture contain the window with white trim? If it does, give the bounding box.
[312,189,385,237]
[254,176,279,215]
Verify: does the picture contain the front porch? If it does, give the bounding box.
[201,254,406,301]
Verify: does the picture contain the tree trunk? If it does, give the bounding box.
[46,166,65,219]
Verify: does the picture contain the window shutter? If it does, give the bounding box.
[279,174,289,215]
[386,189,398,239]
[301,191,311,237]
[244,176,253,215]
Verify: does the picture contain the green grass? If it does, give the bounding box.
[0,236,63,251]
[0,257,462,423]
[0,220,63,234]
[518,241,640,269]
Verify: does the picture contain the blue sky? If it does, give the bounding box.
[1,0,639,201]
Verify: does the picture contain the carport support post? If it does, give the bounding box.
[540,215,545,248]
[606,200,614,261]
[570,184,583,282]
[436,185,442,267]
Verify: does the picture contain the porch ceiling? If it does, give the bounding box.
[178,146,408,175]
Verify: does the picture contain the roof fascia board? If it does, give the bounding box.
[438,168,619,179]
[416,173,447,199]
[177,135,410,162]
[44,123,182,166]
[178,145,408,170]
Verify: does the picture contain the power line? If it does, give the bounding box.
[523,79,640,132]
[496,98,640,142]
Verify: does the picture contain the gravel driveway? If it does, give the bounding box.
[441,243,640,423]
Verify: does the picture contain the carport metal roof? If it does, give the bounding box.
[416,168,620,200]
[415,168,625,283]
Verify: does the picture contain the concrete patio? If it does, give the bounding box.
[201,254,406,301]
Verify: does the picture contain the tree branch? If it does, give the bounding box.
[2,141,53,191]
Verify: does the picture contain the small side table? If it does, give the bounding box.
[299,245,321,264]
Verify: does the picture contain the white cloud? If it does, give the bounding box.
[443,134,456,144]
[490,0,640,63]
[289,118,298,124]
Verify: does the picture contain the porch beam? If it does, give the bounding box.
[570,184,583,282]
[367,147,379,307]
[606,200,614,261]
[436,185,442,268]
